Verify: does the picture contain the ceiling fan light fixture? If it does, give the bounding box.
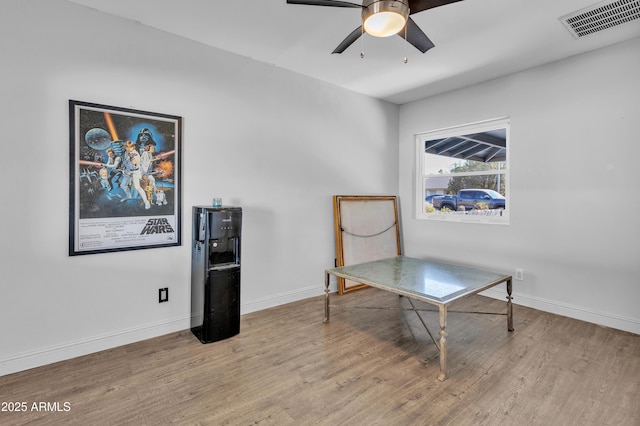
[362,0,409,38]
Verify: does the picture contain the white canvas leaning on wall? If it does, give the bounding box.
[333,195,402,294]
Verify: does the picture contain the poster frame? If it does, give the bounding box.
[69,100,182,256]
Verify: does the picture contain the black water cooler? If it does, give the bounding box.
[191,206,242,343]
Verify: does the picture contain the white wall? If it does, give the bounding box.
[0,0,399,375]
[399,37,640,334]
[2,0,637,377]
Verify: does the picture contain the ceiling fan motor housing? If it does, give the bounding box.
[362,0,410,37]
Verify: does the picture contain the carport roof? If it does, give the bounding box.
[424,129,506,163]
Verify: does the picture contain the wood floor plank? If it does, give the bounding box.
[1,289,638,425]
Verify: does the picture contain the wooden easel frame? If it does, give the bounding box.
[333,195,402,294]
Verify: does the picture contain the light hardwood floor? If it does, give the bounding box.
[1,288,638,425]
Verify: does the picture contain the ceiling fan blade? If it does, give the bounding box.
[286,0,362,8]
[408,0,464,15]
[401,17,434,53]
[332,26,363,54]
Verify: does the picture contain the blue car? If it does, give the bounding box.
[425,194,443,204]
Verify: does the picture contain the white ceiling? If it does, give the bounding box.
[67,0,640,104]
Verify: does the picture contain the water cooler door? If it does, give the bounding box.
[202,266,241,343]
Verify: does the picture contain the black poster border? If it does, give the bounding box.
[69,100,182,256]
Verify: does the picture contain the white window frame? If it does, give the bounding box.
[415,117,510,225]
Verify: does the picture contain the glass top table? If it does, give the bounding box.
[324,256,514,381]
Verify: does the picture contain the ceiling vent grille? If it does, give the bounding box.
[560,0,640,38]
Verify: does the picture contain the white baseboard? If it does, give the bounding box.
[12,282,632,378]
[481,287,640,335]
[0,316,188,377]
[0,283,337,377]
[241,283,335,314]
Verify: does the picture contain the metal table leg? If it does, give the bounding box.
[437,305,448,381]
[324,272,330,323]
[507,278,514,332]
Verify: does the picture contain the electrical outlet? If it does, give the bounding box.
[159,287,169,303]
[515,268,524,281]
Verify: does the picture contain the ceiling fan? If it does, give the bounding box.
[286,0,464,54]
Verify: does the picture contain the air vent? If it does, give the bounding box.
[560,0,640,38]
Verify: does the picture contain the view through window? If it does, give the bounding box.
[416,118,509,224]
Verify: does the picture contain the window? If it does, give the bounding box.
[415,118,509,224]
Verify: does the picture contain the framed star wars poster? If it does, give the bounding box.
[69,100,182,256]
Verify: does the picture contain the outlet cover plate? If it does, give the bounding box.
[159,287,169,303]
